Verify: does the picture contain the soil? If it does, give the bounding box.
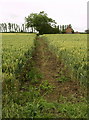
[32,36,86,103]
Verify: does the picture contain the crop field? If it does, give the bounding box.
[2,33,87,118]
[2,33,36,86]
[2,33,36,117]
[44,34,87,85]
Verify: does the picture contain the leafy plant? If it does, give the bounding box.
[44,34,87,85]
[57,76,70,82]
[39,80,55,91]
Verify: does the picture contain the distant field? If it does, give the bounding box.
[1,33,35,35]
[44,34,87,84]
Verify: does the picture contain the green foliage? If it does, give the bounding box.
[44,34,87,85]
[2,33,36,117]
[39,80,54,91]
[58,102,87,118]
[28,68,43,84]
[57,76,70,82]
[25,11,60,34]
[85,29,89,33]
[2,34,87,118]
[3,83,56,118]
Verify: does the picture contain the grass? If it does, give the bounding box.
[39,80,55,92]
[57,76,71,83]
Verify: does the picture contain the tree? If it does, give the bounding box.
[0,24,2,32]
[3,23,6,32]
[22,24,25,32]
[11,23,14,32]
[61,25,66,33]
[5,23,7,32]
[13,23,16,32]
[69,24,72,28]
[25,11,59,34]
[85,29,89,33]
[8,23,12,32]
[1,23,4,32]
[65,25,67,29]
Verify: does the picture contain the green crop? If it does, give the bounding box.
[44,34,87,85]
[2,33,87,118]
[2,33,36,116]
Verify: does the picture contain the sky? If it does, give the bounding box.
[0,0,88,32]
[87,1,89,29]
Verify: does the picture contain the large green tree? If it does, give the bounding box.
[25,11,59,34]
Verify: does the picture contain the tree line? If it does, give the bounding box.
[0,11,74,34]
[0,23,32,33]
[0,22,72,34]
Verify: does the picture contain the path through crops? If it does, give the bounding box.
[32,36,86,102]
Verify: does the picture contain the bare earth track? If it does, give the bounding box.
[32,36,86,103]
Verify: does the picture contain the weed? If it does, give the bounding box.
[57,76,70,82]
[39,80,55,92]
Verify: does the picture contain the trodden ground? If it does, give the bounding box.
[32,36,86,103]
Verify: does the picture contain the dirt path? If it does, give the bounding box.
[33,36,86,103]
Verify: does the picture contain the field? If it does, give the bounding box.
[43,34,87,85]
[2,33,87,118]
[2,33,36,117]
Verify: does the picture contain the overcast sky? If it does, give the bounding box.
[0,0,88,32]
